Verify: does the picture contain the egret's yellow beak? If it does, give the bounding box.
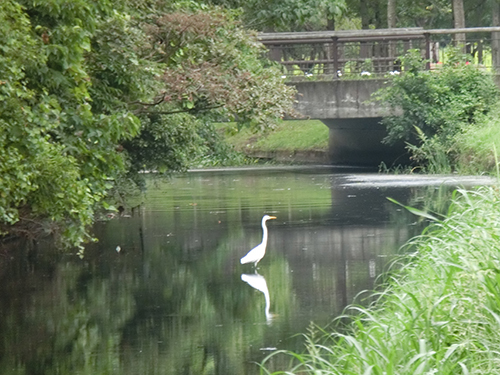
[269,216,277,220]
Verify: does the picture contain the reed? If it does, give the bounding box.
[262,185,500,374]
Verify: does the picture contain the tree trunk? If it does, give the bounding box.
[492,0,500,70]
[452,0,466,49]
[387,0,396,28]
[327,16,335,30]
[387,0,396,70]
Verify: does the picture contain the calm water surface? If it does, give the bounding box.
[0,167,492,375]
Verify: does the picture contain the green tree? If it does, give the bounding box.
[0,0,125,248]
[0,0,296,249]
[393,0,451,28]
[119,7,296,174]
[208,0,346,31]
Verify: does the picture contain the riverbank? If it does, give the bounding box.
[216,120,329,164]
[217,111,500,172]
[263,183,500,374]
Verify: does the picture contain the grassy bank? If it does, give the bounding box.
[262,184,500,374]
[454,109,500,175]
[216,120,328,153]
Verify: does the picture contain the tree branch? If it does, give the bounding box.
[134,104,224,116]
[129,96,166,107]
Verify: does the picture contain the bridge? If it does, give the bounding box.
[259,27,500,166]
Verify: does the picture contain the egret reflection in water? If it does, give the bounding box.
[241,273,273,324]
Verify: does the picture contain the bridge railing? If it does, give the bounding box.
[259,27,500,79]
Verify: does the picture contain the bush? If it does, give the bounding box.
[375,49,500,172]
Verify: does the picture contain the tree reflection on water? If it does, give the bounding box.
[0,168,451,375]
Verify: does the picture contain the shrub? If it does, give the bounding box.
[375,49,500,172]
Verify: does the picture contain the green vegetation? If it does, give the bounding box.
[209,0,493,33]
[0,0,295,249]
[218,120,328,153]
[375,49,500,174]
[453,110,500,174]
[262,185,500,374]
[208,0,346,31]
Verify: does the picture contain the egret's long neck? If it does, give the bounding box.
[261,219,269,245]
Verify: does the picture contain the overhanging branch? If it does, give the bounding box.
[134,104,224,116]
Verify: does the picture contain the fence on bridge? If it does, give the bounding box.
[259,27,500,79]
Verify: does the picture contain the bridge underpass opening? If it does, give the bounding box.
[321,118,408,167]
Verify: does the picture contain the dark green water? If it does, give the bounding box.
[0,167,492,375]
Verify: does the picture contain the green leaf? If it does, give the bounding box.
[386,197,440,221]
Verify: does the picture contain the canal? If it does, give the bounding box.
[0,167,493,375]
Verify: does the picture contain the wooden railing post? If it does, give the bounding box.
[493,3,500,72]
[269,45,282,62]
[331,37,339,77]
[424,33,431,70]
[388,39,396,72]
[493,32,500,71]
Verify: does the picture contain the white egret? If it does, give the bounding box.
[240,215,276,267]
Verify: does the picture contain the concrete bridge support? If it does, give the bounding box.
[292,79,407,166]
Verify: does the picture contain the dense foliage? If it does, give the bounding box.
[375,49,500,172]
[0,0,296,249]
[208,0,346,31]
[209,0,496,31]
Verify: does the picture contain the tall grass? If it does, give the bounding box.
[262,185,500,374]
[453,109,500,174]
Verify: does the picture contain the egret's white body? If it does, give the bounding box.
[240,215,276,267]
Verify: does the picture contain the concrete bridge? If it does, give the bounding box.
[259,27,500,166]
[290,79,397,165]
